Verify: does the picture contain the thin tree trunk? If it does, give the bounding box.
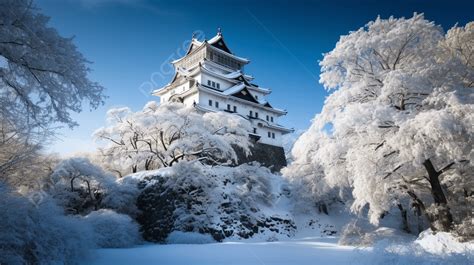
[397,203,411,233]
[423,159,453,231]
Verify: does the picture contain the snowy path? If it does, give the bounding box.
[82,237,373,265]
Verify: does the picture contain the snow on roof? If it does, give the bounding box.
[258,98,268,105]
[222,83,246,95]
[201,63,242,79]
[208,34,221,44]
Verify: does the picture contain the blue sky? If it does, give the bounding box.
[36,0,474,155]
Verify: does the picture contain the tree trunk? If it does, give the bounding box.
[318,202,329,215]
[423,159,453,231]
[398,204,411,233]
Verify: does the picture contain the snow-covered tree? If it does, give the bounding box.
[0,0,105,129]
[94,102,252,176]
[289,14,473,233]
[48,157,117,214]
[0,0,105,186]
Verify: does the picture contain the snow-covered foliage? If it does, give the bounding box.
[46,156,142,217]
[0,0,105,130]
[0,182,94,265]
[415,229,474,255]
[130,161,296,242]
[0,0,104,190]
[82,209,141,248]
[0,120,58,188]
[47,157,117,214]
[287,14,473,235]
[94,102,252,177]
[365,229,474,265]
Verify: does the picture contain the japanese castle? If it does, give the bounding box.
[153,29,293,169]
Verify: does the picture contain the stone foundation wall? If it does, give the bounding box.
[234,142,287,172]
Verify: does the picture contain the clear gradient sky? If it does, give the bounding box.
[36,0,474,155]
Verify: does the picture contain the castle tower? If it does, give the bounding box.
[153,30,293,170]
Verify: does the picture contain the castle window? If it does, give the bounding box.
[268,132,271,138]
[266,115,269,121]
[207,80,211,86]
[212,81,216,87]
[227,104,231,111]
[270,116,274,122]
[233,106,237,112]
[272,132,275,139]
[215,101,219,108]
[216,83,220,89]
[249,110,253,117]
[208,99,212,106]
[253,128,257,134]
[255,112,259,118]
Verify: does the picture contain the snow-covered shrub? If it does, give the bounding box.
[48,157,118,215]
[166,231,216,244]
[360,229,473,265]
[101,177,141,217]
[134,161,296,242]
[339,219,412,246]
[0,182,94,265]
[415,229,474,255]
[82,209,141,248]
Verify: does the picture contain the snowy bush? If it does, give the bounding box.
[415,229,474,255]
[82,209,141,248]
[47,157,118,215]
[133,161,296,242]
[0,182,94,265]
[166,231,216,244]
[360,229,474,265]
[101,177,141,217]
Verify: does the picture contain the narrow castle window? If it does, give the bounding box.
[209,99,212,106]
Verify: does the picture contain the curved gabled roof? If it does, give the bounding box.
[208,33,232,54]
[171,32,249,65]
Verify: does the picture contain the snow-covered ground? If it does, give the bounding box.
[82,234,472,265]
[83,237,364,265]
